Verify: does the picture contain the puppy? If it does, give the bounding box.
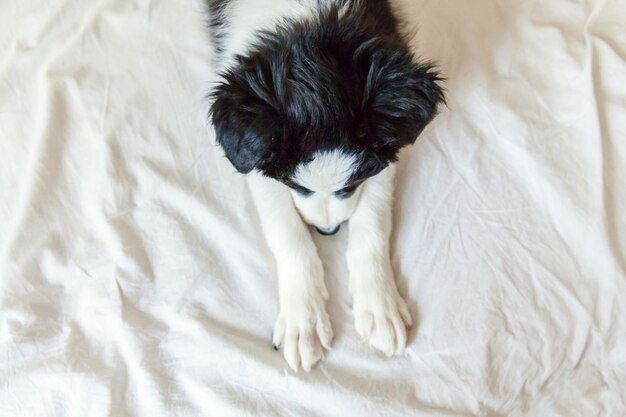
[207,0,444,371]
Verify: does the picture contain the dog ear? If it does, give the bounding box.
[209,63,280,174]
[356,41,445,154]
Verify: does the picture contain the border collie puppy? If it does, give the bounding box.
[207,0,444,371]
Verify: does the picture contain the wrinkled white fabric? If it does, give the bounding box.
[1,1,625,416]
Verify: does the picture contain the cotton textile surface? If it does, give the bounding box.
[1,0,625,416]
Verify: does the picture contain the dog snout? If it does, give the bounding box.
[315,225,340,236]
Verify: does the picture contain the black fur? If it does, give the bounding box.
[205,0,229,56]
[209,0,445,182]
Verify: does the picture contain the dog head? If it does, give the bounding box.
[210,7,444,233]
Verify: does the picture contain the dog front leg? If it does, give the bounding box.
[247,171,333,371]
[347,164,413,356]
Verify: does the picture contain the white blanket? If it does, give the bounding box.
[1,1,625,416]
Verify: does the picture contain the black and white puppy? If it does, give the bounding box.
[207,0,444,371]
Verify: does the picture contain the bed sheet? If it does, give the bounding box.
[1,0,625,416]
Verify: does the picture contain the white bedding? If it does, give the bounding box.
[1,0,625,416]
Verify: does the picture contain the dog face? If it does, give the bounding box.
[210,7,444,232]
[286,150,363,234]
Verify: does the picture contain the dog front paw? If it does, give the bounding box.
[272,293,333,372]
[352,283,413,356]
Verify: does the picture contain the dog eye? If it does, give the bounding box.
[334,184,358,199]
[292,185,314,197]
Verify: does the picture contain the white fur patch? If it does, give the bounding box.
[225,0,306,62]
[220,0,343,71]
[292,150,357,192]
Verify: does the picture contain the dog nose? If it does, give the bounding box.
[315,225,340,236]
